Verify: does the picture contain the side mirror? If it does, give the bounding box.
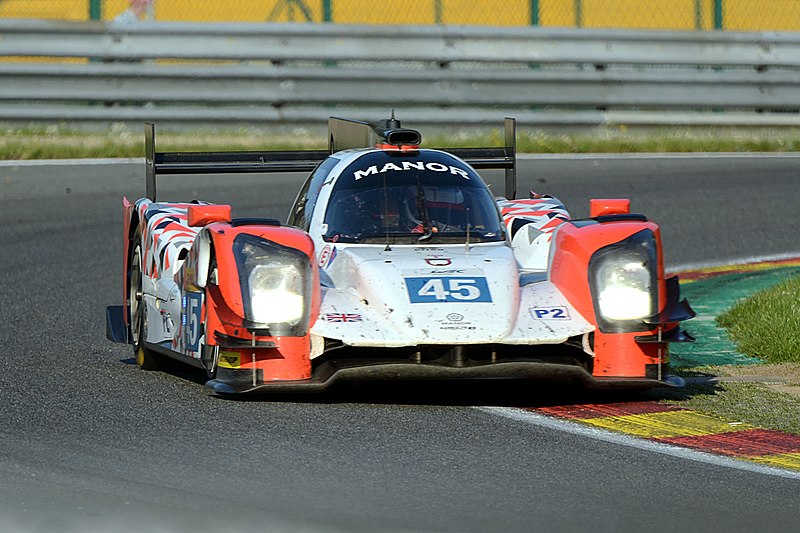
[590,199,630,218]
[187,204,232,227]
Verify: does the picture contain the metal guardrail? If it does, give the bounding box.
[1,19,799,128]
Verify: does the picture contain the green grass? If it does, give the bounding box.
[4,125,800,159]
[0,126,327,159]
[655,380,800,435]
[658,276,800,435]
[716,275,800,363]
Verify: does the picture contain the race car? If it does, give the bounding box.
[106,115,694,395]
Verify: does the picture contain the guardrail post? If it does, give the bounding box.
[89,0,101,20]
[694,0,702,30]
[322,0,332,22]
[434,0,443,24]
[714,0,724,29]
[530,0,539,26]
[574,0,583,27]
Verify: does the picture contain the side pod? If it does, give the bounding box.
[550,217,691,383]
[198,222,321,394]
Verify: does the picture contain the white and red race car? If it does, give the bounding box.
[106,116,694,395]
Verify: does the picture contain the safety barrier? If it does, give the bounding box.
[1,19,799,128]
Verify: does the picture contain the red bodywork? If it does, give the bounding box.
[200,223,320,382]
[551,219,670,379]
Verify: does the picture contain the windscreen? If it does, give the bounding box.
[322,151,505,244]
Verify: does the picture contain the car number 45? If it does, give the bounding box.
[405,277,492,303]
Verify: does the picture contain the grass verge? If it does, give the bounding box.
[654,375,800,435]
[654,274,800,435]
[3,125,800,159]
[716,275,800,363]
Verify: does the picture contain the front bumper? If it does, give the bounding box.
[205,358,684,395]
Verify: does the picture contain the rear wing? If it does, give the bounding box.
[144,123,329,202]
[144,117,517,202]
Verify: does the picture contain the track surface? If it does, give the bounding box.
[1,155,799,532]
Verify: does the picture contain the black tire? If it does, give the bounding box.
[129,238,161,371]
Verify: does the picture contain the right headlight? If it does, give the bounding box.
[248,263,305,325]
[234,234,312,336]
[589,230,658,333]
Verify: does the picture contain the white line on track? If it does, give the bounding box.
[478,406,800,481]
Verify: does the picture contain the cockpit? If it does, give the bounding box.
[322,151,506,245]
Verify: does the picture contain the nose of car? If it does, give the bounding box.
[343,245,521,341]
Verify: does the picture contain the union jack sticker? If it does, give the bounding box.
[324,313,363,323]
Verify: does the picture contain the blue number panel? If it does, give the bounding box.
[405,277,492,303]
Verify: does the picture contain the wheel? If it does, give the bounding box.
[129,237,161,371]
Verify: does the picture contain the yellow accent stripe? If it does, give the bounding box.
[748,453,800,472]
[579,411,754,439]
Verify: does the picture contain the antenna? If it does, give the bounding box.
[385,109,400,129]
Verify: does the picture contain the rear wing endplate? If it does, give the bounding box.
[144,117,517,202]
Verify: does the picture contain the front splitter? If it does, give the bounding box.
[205,360,683,395]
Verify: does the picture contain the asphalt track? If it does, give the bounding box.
[1,154,799,532]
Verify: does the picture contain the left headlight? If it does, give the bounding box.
[234,234,312,335]
[589,229,658,332]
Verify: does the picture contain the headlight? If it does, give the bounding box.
[596,260,652,320]
[248,263,304,324]
[589,230,658,332]
[234,234,312,335]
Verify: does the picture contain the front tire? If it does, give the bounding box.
[129,238,161,371]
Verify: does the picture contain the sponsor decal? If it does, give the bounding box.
[437,312,477,330]
[354,161,470,181]
[318,244,337,269]
[184,291,203,352]
[425,257,452,267]
[324,313,363,323]
[218,350,241,369]
[530,306,571,320]
[405,277,492,304]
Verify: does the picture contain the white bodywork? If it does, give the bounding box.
[300,149,594,357]
[135,149,596,360]
[311,242,594,353]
